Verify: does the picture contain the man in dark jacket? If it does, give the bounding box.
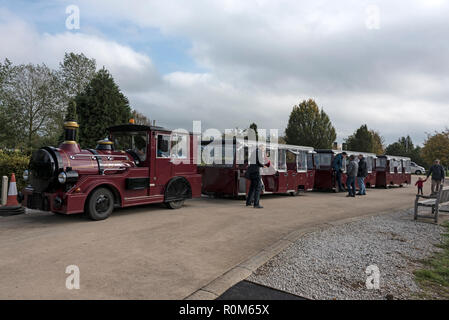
[356,154,368,195]
[332,152,347,192]
[246,146,269,208]
[346,155,358,197]
[427,159,445,195]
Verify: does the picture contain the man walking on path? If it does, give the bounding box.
[346,155,358,197]
[246,146,269,208]
[333,152,347,192]
[427,159,445,195]
[356,154,368,196]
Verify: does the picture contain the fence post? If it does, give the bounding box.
[1,176,8,206]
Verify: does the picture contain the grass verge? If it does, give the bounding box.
[414,222,449,299]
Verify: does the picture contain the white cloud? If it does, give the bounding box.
[2,1,449,145]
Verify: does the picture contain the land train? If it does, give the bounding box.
[20,119,412,220]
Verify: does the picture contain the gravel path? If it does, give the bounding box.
[248,209,446,300]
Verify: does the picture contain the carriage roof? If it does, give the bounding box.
[378,155,411,161]
[202,138,314,153]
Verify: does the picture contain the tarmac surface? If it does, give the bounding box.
[217,280,305,300]
[0,176,426,299]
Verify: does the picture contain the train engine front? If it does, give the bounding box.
[21,121,135,218]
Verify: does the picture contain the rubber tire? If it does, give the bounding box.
[86,188,114,221]
[165,199,185,209]
[415,170,422,175]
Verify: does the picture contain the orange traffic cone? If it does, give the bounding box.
[6,173,19,207]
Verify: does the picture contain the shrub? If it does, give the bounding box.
[0,151,30,192]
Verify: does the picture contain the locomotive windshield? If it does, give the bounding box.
[110,131,147,161]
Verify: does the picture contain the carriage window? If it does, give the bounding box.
[377,158,386,168]
[307,153,314,170]
[157,135,170,158]
[342,156,348,172]
[297,151,307,172]
[366,157,373,173]
[397,160,403,172]
[404,160,411,173]
[111,131,147,162]
[277,149,287,171]
[314,153,331,169]
[390,160,397,173]
[170,134,188,159]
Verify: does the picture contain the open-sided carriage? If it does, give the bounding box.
[199,139,314,198]
[313,149,377,191]
[375,155,411,188]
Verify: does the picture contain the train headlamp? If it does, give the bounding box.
[23,170,29,181]
[58,172,67,184]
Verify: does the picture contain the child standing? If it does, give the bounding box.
[415,177,426,195]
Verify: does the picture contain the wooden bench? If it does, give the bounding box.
[414,185,449,223]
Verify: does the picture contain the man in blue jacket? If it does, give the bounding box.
[333,152,347,192]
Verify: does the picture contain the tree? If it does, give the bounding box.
[0,59,14,148]
[2,63,63,150]
[75,68,131,148]
[421,130,449,168]
[345,125,386,154]
[385,135,423,165]
[60,52,96,99]
[285,99,336,149]
[345,125,373,152]
[370,130,385,155]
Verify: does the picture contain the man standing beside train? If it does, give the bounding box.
[246,146,269,209]
[346,155,358,197]
[333,152,347,192]
[356,154,368,196]
[427,159,445,195]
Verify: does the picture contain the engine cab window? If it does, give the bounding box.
[111,131,147,162]
[170,134,188,159]
[157,135,170,158]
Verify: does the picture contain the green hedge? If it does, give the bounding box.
[0,151,30,192]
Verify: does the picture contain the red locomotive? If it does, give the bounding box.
[21,120,202,220]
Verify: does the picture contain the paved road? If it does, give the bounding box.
[0,177,423,299]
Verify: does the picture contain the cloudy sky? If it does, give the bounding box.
[1,0,448,145]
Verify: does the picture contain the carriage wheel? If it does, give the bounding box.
[86,187,114,220]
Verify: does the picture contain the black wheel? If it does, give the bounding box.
[86,187,114,220]
[415,170,422,175]
[165,199,185,209]
[164,178,190,209]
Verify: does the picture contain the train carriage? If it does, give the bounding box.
[313,149,377,191]
[375,155,411,188]
[21,120,202,220]
[200,139,314,197]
